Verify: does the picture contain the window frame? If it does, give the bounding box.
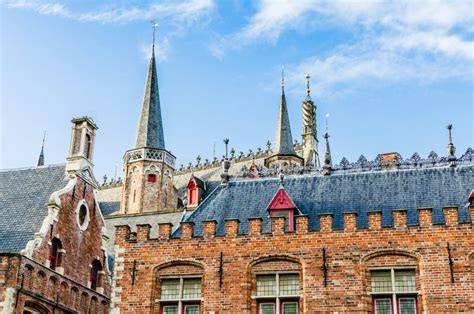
[369,267,418,314]
[254,272,300,314]
[158,276,202,314]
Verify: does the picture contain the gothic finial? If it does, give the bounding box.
[151,19,158,55]
[446,124,456,166]
[322,131,332,176]
[325,113,329,132]
[306,73,311,96]
[279,168,285,188]
[37,131,46,166]
[223,138,229,159]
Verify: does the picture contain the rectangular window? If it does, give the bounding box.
[260,303,276,314]
[398,298,416,314]
[184,304,200,314]
[148,174,157,183]
[257,275,277,297]
[282,302,298,314]
[161,279,180,300]
[279,274,299,296]
[371,270,392,292]
[374,299,392,314]
[162,305,178,314]
[183,278,201,299]
[395,270,416,292]
[371,269,417,314]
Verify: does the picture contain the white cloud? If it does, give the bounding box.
[5,0,215,24]
[213,0,473,92]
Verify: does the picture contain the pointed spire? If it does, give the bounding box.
[37,131,46,166]
[446,124,456,167]
[134,21,165,149]
[275,67,296,156]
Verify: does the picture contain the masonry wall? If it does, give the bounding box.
[113,207,474,313]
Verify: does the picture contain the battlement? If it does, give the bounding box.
[115,206,473,243]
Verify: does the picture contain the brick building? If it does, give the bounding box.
[0,117,111,313]
[2,28,473,314]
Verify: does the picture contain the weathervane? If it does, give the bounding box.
[151,19,158,51]
[306,73,311,96]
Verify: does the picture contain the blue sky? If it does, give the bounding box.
[1,0,473,179]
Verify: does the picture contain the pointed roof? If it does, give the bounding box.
[274,72,296,155]
[37,132,45,167]
[267,187,297,210]
[134,43,165,149]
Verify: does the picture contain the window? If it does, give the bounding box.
[84,133,92,159]
[148,174,157,183]
[187,181,198,206]
[160,277,201,314]
[256,273,300,314]
[77,201,90,230]
[270,210,295,232]
[371,269,417,314]
[49,238,62,270]
[90,260,102,290]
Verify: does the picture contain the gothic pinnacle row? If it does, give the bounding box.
[135,22,165,149]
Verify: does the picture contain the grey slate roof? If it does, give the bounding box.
[0,164,67,252]
[182,164,474,236]
[135,50,165,149]
[99,201,121,216]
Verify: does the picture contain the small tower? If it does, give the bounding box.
[264,68,304,168]
[120,23,178,214]
[446,124,456,167]
[322,131,332,176]
[65,116,98,173]
[301,74,320,168]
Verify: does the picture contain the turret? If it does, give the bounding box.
[65,116,98,174]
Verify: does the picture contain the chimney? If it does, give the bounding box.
[66,116,98,173]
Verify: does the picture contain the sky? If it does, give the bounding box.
[1,0,473,180]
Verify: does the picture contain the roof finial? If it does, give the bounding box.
[278,167,285,188]
[281,66,285,95]
[151,19,158,55]
[322,131,332,176]
[325,113,329,132]
[306,73,311,96]
[446,124,456,167]
[221,138,231,184]
[37,131,46,167]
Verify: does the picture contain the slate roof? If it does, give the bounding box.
[182,164,474,236]
[0,164,67,252]
[135,48,165,149]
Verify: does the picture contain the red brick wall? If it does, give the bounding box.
[113,207,474,313]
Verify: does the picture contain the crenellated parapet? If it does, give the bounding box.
[114,206,473,243]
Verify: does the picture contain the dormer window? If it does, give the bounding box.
[267,185,298,232]
[187,175,205,208]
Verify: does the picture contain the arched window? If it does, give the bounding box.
[90,260,102,290]
[84,133,92,159]
[49,238,62,270]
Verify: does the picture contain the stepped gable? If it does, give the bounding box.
[0,164,67,252]
[180,163,474,236]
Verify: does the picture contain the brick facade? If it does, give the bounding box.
[113,207,474,313]
[0,174,111,313]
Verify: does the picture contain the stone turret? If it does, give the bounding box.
[66,116,98,174]
[120,26,178,214]
[301,74,320,168]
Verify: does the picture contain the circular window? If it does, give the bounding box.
[76,200,90,230]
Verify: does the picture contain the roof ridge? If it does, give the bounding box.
[0,163,66,173]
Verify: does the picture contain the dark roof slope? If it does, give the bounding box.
[183,165,474,236]
[0,164,67,252]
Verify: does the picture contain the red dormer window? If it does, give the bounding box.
[267,188,298,232]
[469,190,474,206]
[188,180,198,206]
[148,174,157,183]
